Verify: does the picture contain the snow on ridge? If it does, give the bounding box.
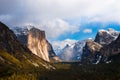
[52,39,77,54]
[99,28,119,39]
[99,29,110,34]
[11,25,35,36]
[58,40,86,61]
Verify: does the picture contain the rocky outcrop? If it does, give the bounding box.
[94,29,119,45]
[81,39,102,64]
[28,28,60,62]
[27,28,50,62]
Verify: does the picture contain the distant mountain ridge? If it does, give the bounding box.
[11,26,120,64]
[57,28,119,64]
[58,40,86,61]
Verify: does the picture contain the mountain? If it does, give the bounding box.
[57,28,119,63]
[82,29,120,64]
[100,34,120,62]
[52,39,77,55]
[81,39,102,64]
[94,28,120,63]
[94,28,119,45]
[11,26,60,62]
[0,22,54,70]
[58,40,86,61]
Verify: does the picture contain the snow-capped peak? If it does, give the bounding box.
[99,29,110,34]
[58,40,86,61]
[95,28,119,45]
[11,25,35,36]
[99,28,119,37]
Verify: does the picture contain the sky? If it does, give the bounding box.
[0,0,120,49]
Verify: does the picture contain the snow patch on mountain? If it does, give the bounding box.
[10,25,34,35]
[52,39,77,55]
[99,28,119,40]
[58,40,86,61]
[95,28,119,45]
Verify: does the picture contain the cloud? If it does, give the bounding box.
[0,0,19,14]
[60,47,74,61]
[83,29,92,33]
[0,15,12,21]
[1,0,120,25]
[37,19,80,39]
[52,39,77,50]
[52,38,77,54]
[0,0,120,39]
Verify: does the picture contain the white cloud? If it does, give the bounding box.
[1,0,120,25]
[0,0,120,39]
[83,29,92,33]
[52,39,77,54]
[37,19,79,38]
[60,47,74,61]
[52,39,77,50]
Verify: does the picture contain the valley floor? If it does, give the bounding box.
[1,62,120,80]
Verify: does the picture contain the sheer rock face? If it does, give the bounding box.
[100,34,120,58]
[94,29,119,45]
[81,40,102,64]
[23,27,59,62]
[27,28,50,62]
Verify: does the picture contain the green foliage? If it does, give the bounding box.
[0,51,22,68]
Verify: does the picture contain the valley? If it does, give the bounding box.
[0,21,120,80]
[0,0,120,80]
